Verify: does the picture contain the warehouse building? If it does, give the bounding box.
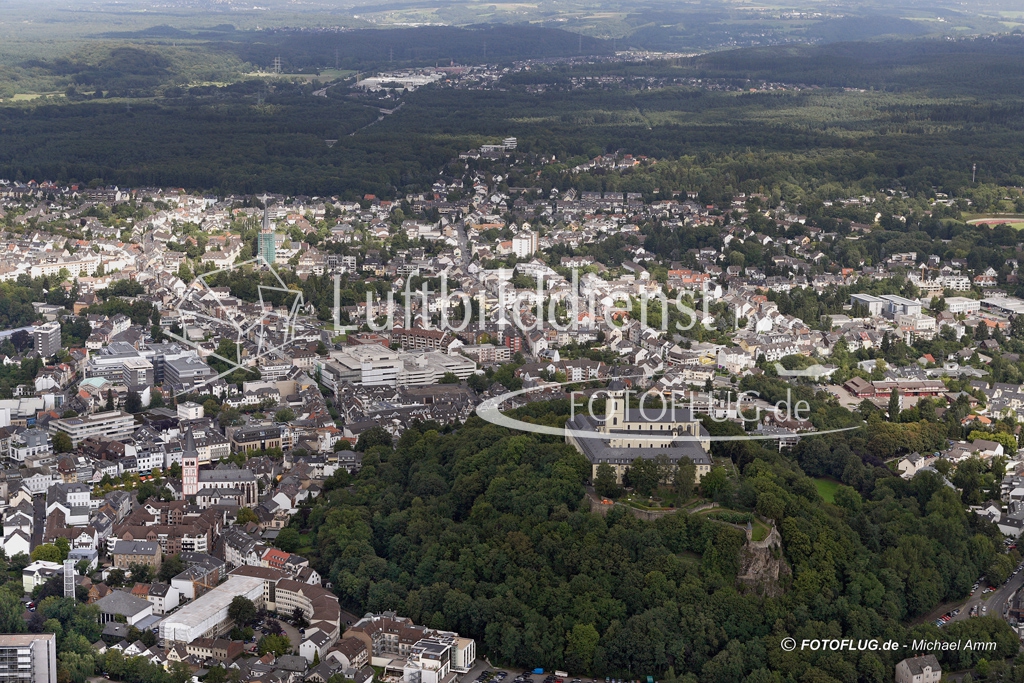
[158,575,263,644]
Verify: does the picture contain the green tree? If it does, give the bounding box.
[594,462,621,499]
[228,596,257,626]
[467,373,489,392]
[236,507,259,525]
[125,389,143,414]
[53,431,73,454]
[674,459,696,499]
[158,554,185,582]
[0,591,27,634]
[274,408,296,423]
[888,388,900,423]
[700,467,729,499]
[356,426,393,452]
[257,634,291,657]
[127,562,154,584]
[31,544,62,562]
[106,568,126,587]
[276,527,301,553]
[628,457,661,497]
[565,623,599,674]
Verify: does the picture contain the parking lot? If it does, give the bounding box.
[462,665,639,683]
[942,543,1024,630]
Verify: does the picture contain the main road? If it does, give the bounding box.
[946,568,1024,628]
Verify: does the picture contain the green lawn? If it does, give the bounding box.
[814,477,841,503]
[697,507,772,541]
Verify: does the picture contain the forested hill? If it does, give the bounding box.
[292,401,1021,680]
[105,25,614,72]
[6,34,1024,197]
[690,35,1024,94]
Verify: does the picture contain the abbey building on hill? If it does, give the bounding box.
[565,380,713,485]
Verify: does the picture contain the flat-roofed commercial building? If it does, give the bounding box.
[48,410,136,448]
[982,295,1024,317]
[229,426,282,454]
[945,296,982,315]
[879,294,922,318]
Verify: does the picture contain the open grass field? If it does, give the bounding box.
[814,477,841,503]
[967,215,1024,228]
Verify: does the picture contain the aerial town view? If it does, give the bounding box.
[4,0,1024,681]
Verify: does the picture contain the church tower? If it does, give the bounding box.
[182,426,199,497]
[604,379,627,429]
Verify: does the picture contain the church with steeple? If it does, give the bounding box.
[182,426,200,496]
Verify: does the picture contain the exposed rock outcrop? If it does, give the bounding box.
[737,525,791,598]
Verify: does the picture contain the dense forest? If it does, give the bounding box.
[289,399,1024,681]
[4,36,1024,196]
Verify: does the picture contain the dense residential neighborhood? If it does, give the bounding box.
[3,138,1024,683]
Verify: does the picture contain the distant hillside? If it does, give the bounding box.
[689,35,1024,95]
[102,24,614,71]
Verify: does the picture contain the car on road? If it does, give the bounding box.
[983,605,988,614]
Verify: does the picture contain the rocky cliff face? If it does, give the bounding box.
[737,526,791,598]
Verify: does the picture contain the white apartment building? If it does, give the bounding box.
[512,230,537,258]
[944,296,981,315]
[897,313,937,333]
[403,638,454,683]
[177,401,204,421]
[9,429,52,463]
[940,275,971,291]
[0,634,57,683]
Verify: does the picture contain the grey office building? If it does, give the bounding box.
[0,634,57,683]
[33,322,61,358]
